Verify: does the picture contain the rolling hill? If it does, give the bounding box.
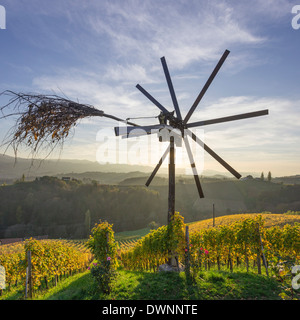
[188,213,300,233]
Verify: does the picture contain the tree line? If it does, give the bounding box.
[0,175,299,239]
[260,171,272,182]
[0,176,165,238]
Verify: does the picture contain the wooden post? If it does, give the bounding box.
[212,203,215,227]
[25,250,32,299]
[245,244,249,272]
[106,232,110,260]
[257,224,269,276]
[168,136,175,223]
[257,253,262,275]
[167,136,177,268]
[228,248,233,272]
[185,226,190,278]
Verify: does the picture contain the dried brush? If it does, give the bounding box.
[0,90,137,158]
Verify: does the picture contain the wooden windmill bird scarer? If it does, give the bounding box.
[114,49,269,223]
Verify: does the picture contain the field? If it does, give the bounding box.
[188,213,300,232]
[0,213,299,300]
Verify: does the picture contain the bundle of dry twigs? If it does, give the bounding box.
[0,90,137,158]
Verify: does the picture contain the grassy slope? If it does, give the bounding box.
[114,227,151,242]
[3,268,282,300]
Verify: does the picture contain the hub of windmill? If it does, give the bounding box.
[157,111,183,146]
[157,127,182,146]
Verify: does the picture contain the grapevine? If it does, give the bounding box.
[0,239,93,293]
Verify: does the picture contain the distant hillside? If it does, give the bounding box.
[0,154,155,183]
[273,175,300,185]
[55,171,151,185]
[0,154,266,183]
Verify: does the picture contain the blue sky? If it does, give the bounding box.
[0,0,299,177]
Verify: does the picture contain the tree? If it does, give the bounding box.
[84,209,91,237]
[260,172,264,181]
[267,171,272,182]
[15,205,23,223]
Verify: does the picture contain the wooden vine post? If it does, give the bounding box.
[185,225,190,279]
[106,232,110,260]
[25,250,32,299]
[257,223,269,276]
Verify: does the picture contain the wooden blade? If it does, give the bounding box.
[161,56,182,120]
[102,113,139,127]
[136,84,170,114]
[187,109,269,128]
[145,145,170,186]
[114,124,165,137]
[187,129,241,179]
[184,137,204,198]
[184,49,230,124]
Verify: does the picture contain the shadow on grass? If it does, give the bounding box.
[42,270,189,300]
[4,269,282,300]
[190,270,282,300]
[41,272,96,300]
[121,269,282,300]
[129,271,186,300]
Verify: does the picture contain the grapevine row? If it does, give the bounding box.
[119,213,185,271]
[0,238,93,290]
[119,214,300,274]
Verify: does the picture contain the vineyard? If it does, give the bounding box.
[0,238,92,294]
[118,213,300,277]
[0,213,299,299]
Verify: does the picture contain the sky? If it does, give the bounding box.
[0,0,299,177]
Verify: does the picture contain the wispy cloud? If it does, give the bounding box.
[85,0,266,70]
[193,95,300,154]
[29,0,270,118]
[1,0,299,176]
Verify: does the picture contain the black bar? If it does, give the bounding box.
[184,137,204,198]
[187,129,241,179]
[168,136,175,224]
[136,84,170,114]
[184,49,230,124]
[161,56,182,120]
[145,146,170,186]
[114,124,164,137]
[102,113,139,127]
[187,109,269,128]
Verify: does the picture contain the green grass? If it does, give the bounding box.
[1,267,289,300]
[114,227,151,242]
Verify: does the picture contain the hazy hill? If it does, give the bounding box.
[0,154,263,184]
[0,154,155,180]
